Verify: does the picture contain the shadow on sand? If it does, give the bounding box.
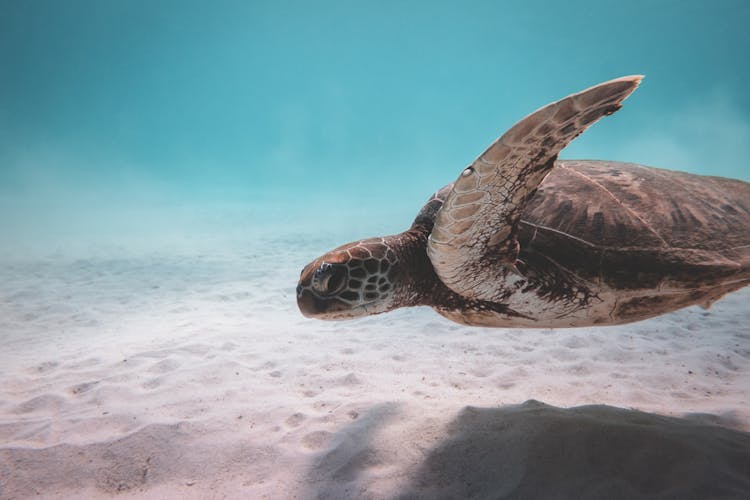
[308,400,750,500]
[305,402,402,499]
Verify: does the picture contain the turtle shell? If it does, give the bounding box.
[515,160,750,321]
[419,159,750,326]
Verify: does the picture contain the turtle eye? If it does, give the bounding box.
[312,263,348,296]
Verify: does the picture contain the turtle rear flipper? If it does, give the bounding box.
[427,76,642,301]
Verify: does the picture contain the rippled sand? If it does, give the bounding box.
[1,232,749,499]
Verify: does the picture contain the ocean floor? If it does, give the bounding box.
[1,226,750,499]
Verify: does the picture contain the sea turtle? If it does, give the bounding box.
[296,76,750,328]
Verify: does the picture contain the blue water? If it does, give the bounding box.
[1,0,749,257]
[2,6,750,495]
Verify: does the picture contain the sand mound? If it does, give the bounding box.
[397,401,750,500]
[1,421,278,498]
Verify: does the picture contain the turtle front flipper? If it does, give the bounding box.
[426,76,642,301]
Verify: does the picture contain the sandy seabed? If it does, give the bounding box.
[1,231,749,499]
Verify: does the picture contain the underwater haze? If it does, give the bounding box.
[1,0,750,257]
[3,2,750,497]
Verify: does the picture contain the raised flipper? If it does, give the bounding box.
[426,76,643,301]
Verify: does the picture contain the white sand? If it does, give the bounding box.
[1,230,749,499]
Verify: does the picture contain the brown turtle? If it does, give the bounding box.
[296,76,750,327]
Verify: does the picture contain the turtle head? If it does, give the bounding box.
[296,237,402,320]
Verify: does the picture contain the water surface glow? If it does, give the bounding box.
[1,0,749,256]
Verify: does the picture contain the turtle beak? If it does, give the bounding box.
[296,285,363,320]
[296,287,320,318]
[296,280,336,318]
[296,263,320,317]
[296,288,348,318]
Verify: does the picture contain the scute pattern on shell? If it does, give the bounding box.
[419,159,750,327]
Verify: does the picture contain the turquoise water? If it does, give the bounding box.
[2,6,750,495]
[1,0,749,257]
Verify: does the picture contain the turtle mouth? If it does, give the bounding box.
[296,288,374,320]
